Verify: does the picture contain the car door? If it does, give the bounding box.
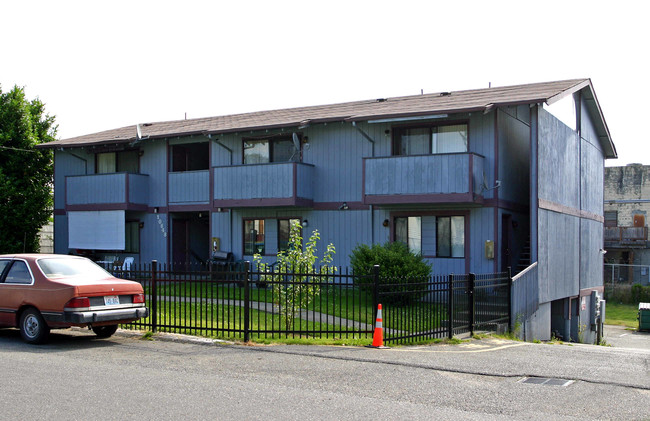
[0,259,34,327]
[0,259,15,326]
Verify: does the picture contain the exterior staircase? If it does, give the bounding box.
[516,238,531,275]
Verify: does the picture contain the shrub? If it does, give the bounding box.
[604,283,650,305]
[350,242,432,305]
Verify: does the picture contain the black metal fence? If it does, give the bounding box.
[105,261,511,345]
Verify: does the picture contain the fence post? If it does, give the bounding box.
[448,274,454,339]
[151,260,158,333]
[507,266,512,333]
[372,265,380,322]
[243,261,250,342]
[468,273,475,336]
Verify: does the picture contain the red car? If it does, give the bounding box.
[0,254,149,344]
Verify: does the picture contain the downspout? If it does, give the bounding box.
[352,121,375,158]
[204,133,233,165]
[352,121,377,244]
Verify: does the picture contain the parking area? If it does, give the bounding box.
[603,324,650,350]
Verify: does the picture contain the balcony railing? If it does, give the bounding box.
[168,170,210,205]
[363,153,484,205]
[65,173,149,211]
[604,226,648,247]
[213,162,314,207]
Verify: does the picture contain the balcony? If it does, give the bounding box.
[604,226,648,248]
[213,162,314,207]
[66,173,149,211]
[363,153,484,205]
[168,170,210,205]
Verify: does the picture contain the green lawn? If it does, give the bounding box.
[605,302,639,329]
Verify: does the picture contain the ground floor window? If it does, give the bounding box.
[278,218,300,252]
[437,216,464,258]
[244,219,265,255]
[395,216,422,254]
[394,214,465,257]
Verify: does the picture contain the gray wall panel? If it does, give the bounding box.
[580,218,604,290]
[580,140,604,216]
[538,209,580,303]
[538,108,580,208]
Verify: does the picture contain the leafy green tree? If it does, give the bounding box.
[254,220,336,330]
[0,85,55,253]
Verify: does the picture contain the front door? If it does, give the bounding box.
[501,214,512,271]
[172,219,189,270]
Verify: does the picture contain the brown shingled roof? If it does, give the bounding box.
[37,78,615,158]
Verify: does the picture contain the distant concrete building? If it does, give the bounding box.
[604,164,650,284]
[38,222,54,254]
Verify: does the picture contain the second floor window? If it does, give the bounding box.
[243,136,300,164]
[393,123,468,156]
[96,150,139,174]
[170,142,209,172]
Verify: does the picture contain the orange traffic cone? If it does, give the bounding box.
[369,304,387,348]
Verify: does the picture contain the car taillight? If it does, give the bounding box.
[133,293,145,304]
[65,297,90,308]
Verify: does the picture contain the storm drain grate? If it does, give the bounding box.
[519,377,574,387]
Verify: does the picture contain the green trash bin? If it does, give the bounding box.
[639,303,650,332]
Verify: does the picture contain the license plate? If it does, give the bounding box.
[104,295,119,306]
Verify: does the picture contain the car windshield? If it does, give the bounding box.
[37,257,112,279]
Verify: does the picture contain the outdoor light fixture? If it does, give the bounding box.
[154,207,159,214]
[339,202,349,210]
[383,219,389,227]
[302,220,309,228]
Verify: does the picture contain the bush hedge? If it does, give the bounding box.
[350,242,432,305]
[604,283,650,305]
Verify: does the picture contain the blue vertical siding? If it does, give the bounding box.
[140,141,168,208]
[54,214,69,254]
[169,170,210,204]
[66,174,125,204]
[138,213,168,263]
[469,207,495,273]
[54,151,88,209]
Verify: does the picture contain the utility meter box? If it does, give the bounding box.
[639,303,650,332]
[590,291,602,331]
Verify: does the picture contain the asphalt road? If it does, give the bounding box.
[0,327,648,420]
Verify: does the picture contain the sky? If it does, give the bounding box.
[1,0,647,166]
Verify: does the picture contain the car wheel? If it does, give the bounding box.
[92,324,118,338]
[19,308,50,344]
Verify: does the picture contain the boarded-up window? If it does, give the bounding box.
[68,211,125,250]
[604,211,617,228]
